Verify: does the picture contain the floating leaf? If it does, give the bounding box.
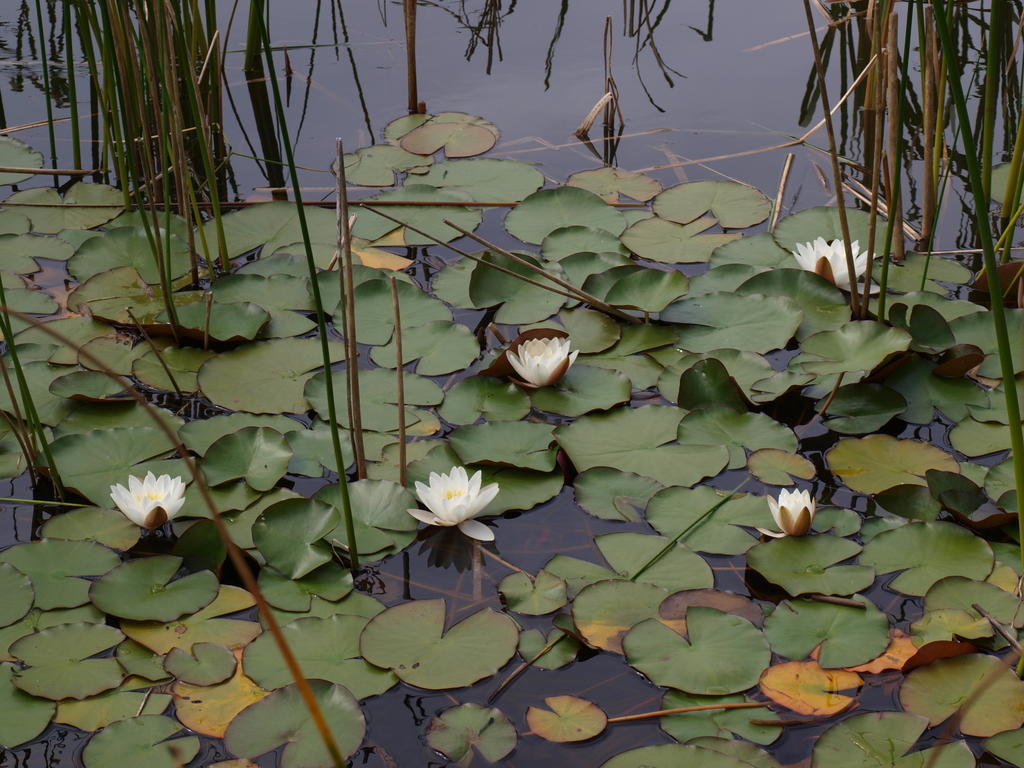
[624,608,770,694]
[660,691,779,746]
[737,269,849,339]
[122,585,260,654]
[676,407,797,469]
[499,570,567,616]
[748,449,815,486]
[646,486,770,555]
[0,540,119,610]
[69,227,191,284]
[11,622,124,700]
[426,703,517,765]
[55,677,172,731]
[530,364,631,417]
[860,521,993,596]
[827,435,959,494]
[763,597,889,668]
[518,628,579,670]
[759,661,861,716]
[574,468,664,522]
[528,695,607,743]
[621,216,739,264]
[4,182,124,233]
[449,421,556,472]
[0,662,55,747]
[794,321,910,377]
[0,563,33,629]
[172,653,269,738]
[257,563,353,612]
[253,498,339,579]
[811,711,974,768]
[82,715,199,768]
[665,292,803,354]
[0,136,43,185]
[597,532,714,592]
[164,642,236,686]
[506,186,626,245]
[567,167,661,203]
[202,427,293,491]
[417,157,543,200]
[341,144,431,186]
[438,377,530,425]
[653,181,771,228]
[820,383,908,434]
[399,113,498,158]
[360,600,518,689]
[370,320,479,375]
[746,535,875,596]
[351,185,483,245]
[900,654,1024,737]
[772,206,887,257]
[572,580,668,653]
[90,555,217,622]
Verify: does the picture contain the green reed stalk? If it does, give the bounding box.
[980,0,1007,198]
[932,0,1024,595]
[33,0,58,179]
[63,1,82,170]
[251,0,359,576]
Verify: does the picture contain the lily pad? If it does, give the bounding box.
[763,597,889,668]
[172,654,268,738]
[665,292,803,354]
[506,186,627,245]
[90,556,218,622]
[646,486,770,555]
[253,498,339,579]
[398,113,498,158]
[164,642,236,686]
[0,540,120,610]
[122,585,261,654]
[0,662,55,748]
[811,711,974,768]
[759,660,861,716]
[572,580,668,653]
[438,377,530,425]
[417,157,543,201]
[427,703,517,765]
[660,691,780,746]
[0,136,43,185]
[827,435,959,494]
[746,535,875,596]
[574,468,664,522]
[449,421,557,472]
[621,216,739,264]
[202,427,293,491]
[676,407,797,469]
[4,183,124,233]
[0,563,33,629]
[370,320,479,375]
[794,321,910,377]
[653,181,771,228]
[55,677,172,732]
[11,622,124,700]
[530,364,631,417]
[568,167,662,203]
[359,599,518,689]
[527,695,607,743]
[499,570,568,615]
[82,715,199,768]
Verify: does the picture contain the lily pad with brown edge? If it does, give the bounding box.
[518,628,579,670]
[759,660,861,716]
[746,535,875,597]
[659,691,779,745]
[499,570,568,616]
[0,540,120,610]
[163,642,236,687]
[826,435,960,494]
[596,532,714,592]
[4,182,124,233]
[573,468,664,522]
[198,338,345,415]
[0,662,55,748]
[54,676,172,732]
[900,653,1024,737]
[843,629,920,674]
[621,216,740,264]
[122,585,260,655]
[664,292,803,354]
[172,651,269,738]
[811,711,975,768]
[506,186,627,245]
[568,166,662,203]
[555,405,729,487]
[657,589,763,629]
[763,597,889,668]
[89,555,217,623]
[82,714,199,768]
[623,607,770,695]
[360,599,518,690]
[11,622,124,701]
[645,486,771,555]
[528,695,607,743]
[572,580,669,654]
[161,299,272,344]
[859,521,993,596]
[243,614,397,700]
[426,703,517,766]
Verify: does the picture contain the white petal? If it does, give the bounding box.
[458,519,495,541]
[407,507,441,526]
[754,527,787,539]
[468,482,500,516]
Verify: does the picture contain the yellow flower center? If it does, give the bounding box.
[444,489,465,500]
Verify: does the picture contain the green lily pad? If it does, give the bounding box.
[555,405,729,487]
[556,307,622,352]
[542,226,629,262]
[438,377,530,425]
[597,532,714,592]
[69,226,191,284]
[737,269,850,339]
[821,383,908,434]
[0,540,119,610]
[427,703,517,765]
[676,407,797,469]
[399,113,498,158]
[370,320,479,375]
[528,695,607,743]
[12,622,124,700]
[518,628,579,670]
[827,435,959,494]
[571,580,668,653]
[710,233,795,269]
[748,449,816,486]
[653,181,771,228]
[257,563,353,612]
[506,186,627,245]
[360,599,518,689]
[0,662,54,747]
[417,157,543,200]
[567,167,662,203]
[0,233,70,271]
[83,715,199,768]
[600,743,769,768]
[574,468,664,522]
[646,486,771,555]
[90,555,218,622]
[164,642,236,686]
[772,206,888,257]
[351,185,483,245]
[499,570,568,615]
[344,274,452,345]
[55,677,172,731]
[202,427,293,491]
[859,521,994,596]
[198,339,345,414]
[950,309,1024,377]
[449,421,557,472]
[315,479,418,559]
[243,614,396,700]
[132,344,216,394]
[4,183,124,233]
[986,727,1024,765]
[530,364,631,417]
[746,535,875,596]
[665,292,803,354]
[900,654,1024,737]
[793,321,910,377]
[621,216,739,264]
[0,563,33,629]
[624,607,770,694]
[0,604,103,662]
[114,640,169,682]
[0,136,43,185]
[660,691,780,746]
[593,266,689,312]
[811,712,974,768]
[252,498,339,579]
[763,597,889,667]
[122,585,261,654]
[342,144,432,186]
[467,249,566,324]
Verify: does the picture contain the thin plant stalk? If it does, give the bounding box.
[885,11,905,265]
[33,0,58,180]
[932,0,1024,638]
[404,0,419,113]
[861,16,887,318]
[64,0,82,170]
[5,309,345,768]
[802,0,862,316]
[335,140,366,478]
[390,277,407,487]
[251,0,360,574]
[981,0,1007,198]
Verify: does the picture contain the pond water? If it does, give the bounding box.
[0,1,1021,768]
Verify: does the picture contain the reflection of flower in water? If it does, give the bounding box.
[507,336,578,388]
[792,237,877,293]
[407,466,499,541]
[109,472,187,529]
[756,489,816,538]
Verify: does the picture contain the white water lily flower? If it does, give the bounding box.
[109,472,187,530]
[407,466,499,541]
[506,336,579,388]
[791,237,878,293]
[756,488,816,538]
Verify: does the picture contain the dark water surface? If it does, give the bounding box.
[0,2,1012,767]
